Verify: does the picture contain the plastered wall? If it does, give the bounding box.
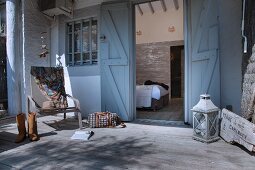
[136,0,183,44]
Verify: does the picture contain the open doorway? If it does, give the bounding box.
[0,37,7,111]
[135,0,184,121]
[171,46,184,98]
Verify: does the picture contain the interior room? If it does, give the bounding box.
[135,0,184,121]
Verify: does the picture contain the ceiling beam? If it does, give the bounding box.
[131,0,159,5]
[148,2,155,14]
[136,4,143,16]
[173,0,179,10]
[160,0,167,12]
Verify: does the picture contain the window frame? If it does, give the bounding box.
[66,17,98,67]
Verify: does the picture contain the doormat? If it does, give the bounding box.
[71,131,94,141]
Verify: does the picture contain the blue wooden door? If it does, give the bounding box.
[100,2,134,121]
[186,0,220,123]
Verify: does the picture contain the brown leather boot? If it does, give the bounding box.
[28,112,40,141]
[15,113,26,143]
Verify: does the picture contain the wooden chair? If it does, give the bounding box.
[27,66,82,129]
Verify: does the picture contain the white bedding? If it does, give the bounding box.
[136,85,169,108]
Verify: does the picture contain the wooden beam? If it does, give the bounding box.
[148,2,154,14]
[173,0,179,10]
[160,0,167,12]
[131,0,160,5]
[136,4,143,16]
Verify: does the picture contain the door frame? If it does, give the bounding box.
[184,0,191,124]
[131,0,190,123]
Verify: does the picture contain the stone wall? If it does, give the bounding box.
[241,0,255,121]
[243,0,255,76]
[136,41,170,86]
[242,45,255,121]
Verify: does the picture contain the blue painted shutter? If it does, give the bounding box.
[100,2,134,121]
[187,0,220,123]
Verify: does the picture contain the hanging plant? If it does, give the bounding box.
[39,32,49,58]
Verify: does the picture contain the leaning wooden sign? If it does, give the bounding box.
[220,109,255,152]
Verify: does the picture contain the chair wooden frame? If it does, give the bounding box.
[27,94,83,129]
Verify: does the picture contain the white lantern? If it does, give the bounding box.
[191,94,220,143]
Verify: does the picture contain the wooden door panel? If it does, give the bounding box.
[188,0,220,123]
[101,2,133,121]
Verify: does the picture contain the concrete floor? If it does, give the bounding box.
[0,115,255,170]
[137,98,184,121]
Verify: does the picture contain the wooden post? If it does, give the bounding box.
[6,0,21,115]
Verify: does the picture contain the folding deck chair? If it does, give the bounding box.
[27,66,82,129]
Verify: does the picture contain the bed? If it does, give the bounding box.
[136,85,169,111]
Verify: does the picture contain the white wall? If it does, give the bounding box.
[65,75,101,115]
[218,0,242,114]
[51,5,101,117]
[22,0,51,113]
[136,0,183,44]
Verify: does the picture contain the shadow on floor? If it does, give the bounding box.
[43,118,88,131]
[0,136,156,169]
[0,131,58,154]
[0,131,30,153]
[133,119,191,128]
[233,143,255,156]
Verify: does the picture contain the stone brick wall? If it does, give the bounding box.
[241,0,255,120]
[243,0,255,76]
[136,41,183,98]
[136,41,170,86]
[242,45,255,121]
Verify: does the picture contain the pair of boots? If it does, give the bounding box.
[15,112,40,143]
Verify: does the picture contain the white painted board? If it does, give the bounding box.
[220,109,255,152]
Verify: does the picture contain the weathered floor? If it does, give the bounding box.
[0,115,255,170]
[137,98,184,121]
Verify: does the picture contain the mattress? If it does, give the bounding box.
[136,85,169,108]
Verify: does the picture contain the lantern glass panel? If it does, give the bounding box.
[194,112,206,137]
[209,113,217,136]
